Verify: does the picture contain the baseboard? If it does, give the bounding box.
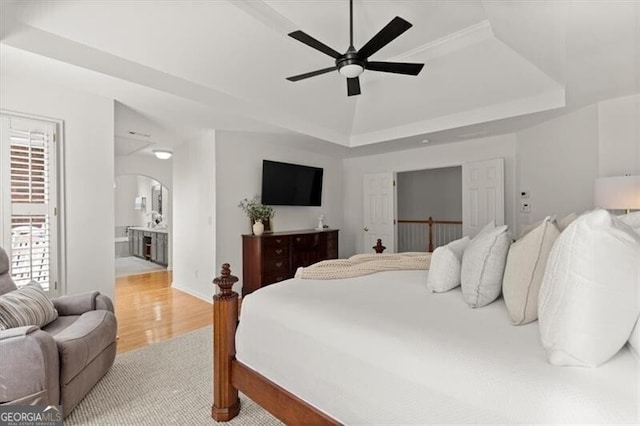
[171,282,213,304]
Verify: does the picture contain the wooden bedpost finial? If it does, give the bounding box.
[373,239,386,254]
[212,263,240,421]
[213,263,239,299]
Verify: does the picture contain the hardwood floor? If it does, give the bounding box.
[115,271,212,354]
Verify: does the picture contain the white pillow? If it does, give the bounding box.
[461,225,511,308]
[519,216,556,239]
[538,209,640,367]
[476,220,496,236]
[426,236,471,293]
[556,212,578,232]
[503,217,559,325]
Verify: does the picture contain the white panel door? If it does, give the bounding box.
[462,158,504,237]
[363,173,396,253]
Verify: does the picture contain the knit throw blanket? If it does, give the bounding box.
[294,252,431,280]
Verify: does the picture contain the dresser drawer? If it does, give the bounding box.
[292,233,320,249]
[263,236,288,249]
[262,244,289,258]
[263,258,289,276]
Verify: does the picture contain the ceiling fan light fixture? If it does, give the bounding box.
[339,63,364,78]
[285,0,423,96]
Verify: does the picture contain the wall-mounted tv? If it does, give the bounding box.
[261,160,323,206]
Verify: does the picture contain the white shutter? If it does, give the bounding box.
[1,115,58,293]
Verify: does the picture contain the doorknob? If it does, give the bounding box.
[363,227,369,232]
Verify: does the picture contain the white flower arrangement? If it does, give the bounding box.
[238,196,274,223]
[149,210,165,228]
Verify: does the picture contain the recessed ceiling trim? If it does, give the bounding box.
[387,20,494,62]
[349,88,566,147]
[230,0,297,35]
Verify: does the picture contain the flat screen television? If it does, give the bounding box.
[261,160,323,206]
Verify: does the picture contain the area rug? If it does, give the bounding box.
[115,256,166,278]
[65,326,281,425]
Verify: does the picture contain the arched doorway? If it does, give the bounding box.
[114,174,171,277]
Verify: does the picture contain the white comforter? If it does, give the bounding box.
[236,270,639,424]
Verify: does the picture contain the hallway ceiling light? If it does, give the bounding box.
[153,149,173,160]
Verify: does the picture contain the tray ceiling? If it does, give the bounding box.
[1,0,638,148]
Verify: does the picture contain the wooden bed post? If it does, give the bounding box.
[372,238,386,253]
[212,263,240,421]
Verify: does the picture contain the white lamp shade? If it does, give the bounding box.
[594,175,640,209]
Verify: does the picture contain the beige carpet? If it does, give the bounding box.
[66,326,281,425]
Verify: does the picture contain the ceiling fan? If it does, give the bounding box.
[286,0,425,96]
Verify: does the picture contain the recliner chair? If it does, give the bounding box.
[0,246,117,416]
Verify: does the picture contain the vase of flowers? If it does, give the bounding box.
[239,196,274,233]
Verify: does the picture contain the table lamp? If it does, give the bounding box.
[594,175,640,214]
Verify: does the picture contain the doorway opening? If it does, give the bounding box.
[114,174,171,277]
[396,166,463,252]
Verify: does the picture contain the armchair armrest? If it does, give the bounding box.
[0,325,40,340]
[0,326,60,405]
[95,294,114,313]
[51,292,114,315]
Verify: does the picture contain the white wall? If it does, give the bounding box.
[215,131,344,291]
[171,130,216,301]
[516,105,600,234]
[115,154,173,190]
[114,174,161,228]
[514,96,640,234]
[1,73,115,299]
[598,94,640,176]
[397,166,463,220]
[342,135,517,257]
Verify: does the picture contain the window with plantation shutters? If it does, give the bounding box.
[1,115,58,294]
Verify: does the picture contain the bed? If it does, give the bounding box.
[212,265,639,424]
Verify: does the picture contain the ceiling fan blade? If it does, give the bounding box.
[286,66,338,82]
[347,77,361,96]
[357,17,412,59]
[288,30,341,59]
[366,61,424,75]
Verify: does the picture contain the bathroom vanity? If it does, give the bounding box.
[129,227,169,266]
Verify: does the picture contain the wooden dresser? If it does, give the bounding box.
[242,229,339,296]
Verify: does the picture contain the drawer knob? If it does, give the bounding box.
[275,249,283,255]
[276,262,283,268]
[296,237,301,242]
[275,239,281,243]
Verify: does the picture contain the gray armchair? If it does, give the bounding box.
[0,247,117,417]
